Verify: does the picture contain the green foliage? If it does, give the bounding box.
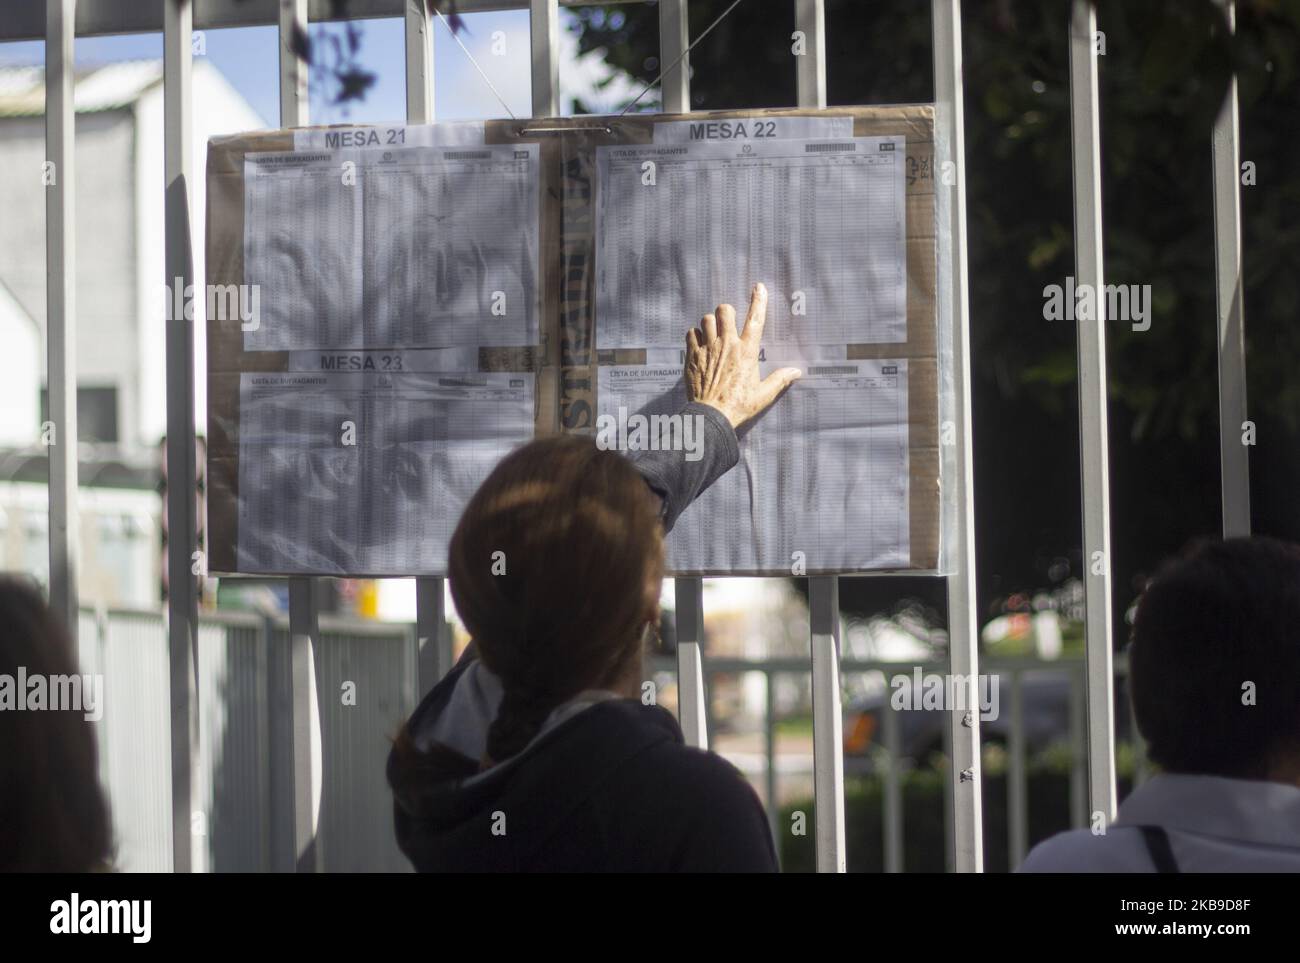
[779,743,1139,872]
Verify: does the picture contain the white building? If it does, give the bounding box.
[0,58,263,605]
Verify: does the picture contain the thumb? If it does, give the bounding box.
[755,367,802,409]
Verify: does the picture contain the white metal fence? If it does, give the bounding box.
[74,606,1141,872]
[10,0,1250,873]
[76,606,418,872]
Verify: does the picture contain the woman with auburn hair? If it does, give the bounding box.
[388,283,801,872]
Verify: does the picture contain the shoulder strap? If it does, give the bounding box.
[1138,825,1180,873]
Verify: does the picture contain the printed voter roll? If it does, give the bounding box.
[235,372,534,575]
[242,144,540,352]
[595,136,907,350]
[598,358,910,574]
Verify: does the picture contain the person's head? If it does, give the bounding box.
[0,576,114,871]
[1129,536,1300,782]
[448,434,665,763]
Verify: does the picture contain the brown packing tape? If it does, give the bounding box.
[841,234,938,362]
[535,364,560,435]
[906,359,941,571]
[204,106,941,576]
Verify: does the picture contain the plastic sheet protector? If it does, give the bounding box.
[595,136,906,349]
[598,356,909,575]
[242,144,539,351]
[593,134,912,574]
[235,372,534,575]
[229,140,540,575]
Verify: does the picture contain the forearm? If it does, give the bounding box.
[627,402,739,534]
[628,281,796,533]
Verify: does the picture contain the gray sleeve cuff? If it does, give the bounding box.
[628,402,739,534]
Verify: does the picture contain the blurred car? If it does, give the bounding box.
[843,669,1133,770]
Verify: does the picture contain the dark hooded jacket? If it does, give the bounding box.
[387,402,779,872]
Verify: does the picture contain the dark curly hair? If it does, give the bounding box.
[1129,536,1300,779]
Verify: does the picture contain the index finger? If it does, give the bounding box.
[741,282,768,343]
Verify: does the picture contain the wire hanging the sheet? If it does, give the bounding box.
[618,0,747,117]
[431,2,518,120]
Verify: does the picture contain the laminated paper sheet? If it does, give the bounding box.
[242,144,539,351]
[235,372,534,576]
[594,136,906,350]
[206,106,940,578]
[598,358,910,575]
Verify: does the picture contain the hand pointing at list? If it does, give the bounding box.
[685,282,802,429]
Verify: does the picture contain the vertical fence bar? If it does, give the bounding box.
[1212,0,1250,538]
[940,705,955,871]
[656,0,709,750]
[794,0,826,109]
[45,0,78,638]
[252,615,273,870]
[881,686,904,873]
[405,0,434,124]
[704,669,719,748]
[795,0,844,876]
[264,610,295,870]
[407,0,448,696]
[288,579,320,871]
[87,607,110,826]
[415,579,450,696]
[1067,667,1087,828]
[1007,669,1028,868]
[808,576,845,872]
[1068,0,1118,828]
[659,0,689,113]
[280,0,309,124]
[163,0,202,875]
[931,0,984,873]
[674,577,708,748]
[530,0,559,118]
[279,0,319,873]
[764,668,778,834]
